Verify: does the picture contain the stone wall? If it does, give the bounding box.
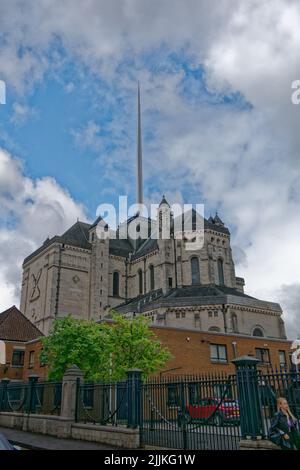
[0,412,140,448]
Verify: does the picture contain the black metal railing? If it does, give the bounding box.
[259,366,300,437]
[75,381,128,426]
[0,379,62,415]
[141,372,241,450]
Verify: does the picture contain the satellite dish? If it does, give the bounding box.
[0,340,6,365]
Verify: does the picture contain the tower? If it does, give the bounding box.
[136,82,143,209]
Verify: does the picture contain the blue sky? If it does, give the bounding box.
[0,0,300,336]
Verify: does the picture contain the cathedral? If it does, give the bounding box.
[20,87,287,341]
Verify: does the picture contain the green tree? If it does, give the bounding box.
[40,315,111,381]
[40,314,171,381]
[105,314,172,381]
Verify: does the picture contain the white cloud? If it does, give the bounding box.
[10,102,38,125]
[71,120,102,149]
[0,148,88,310]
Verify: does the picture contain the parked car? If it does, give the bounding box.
[0,433,16,451]
[187,397,240,426]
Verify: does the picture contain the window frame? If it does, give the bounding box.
[149,265,155,291]
[112,271,120,297]
[210,343,228,363]
[255,348,270,364]
[11,349,25,367]
[217,258,225,286]
[28,350,35,369]
[191,256,200,285]
[278,350,286,367]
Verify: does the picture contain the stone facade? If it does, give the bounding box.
[20,201,286,340]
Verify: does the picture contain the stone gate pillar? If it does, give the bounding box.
[61,365,84,420]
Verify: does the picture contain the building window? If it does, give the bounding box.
[138,269,143,295]
[168,277,173,288]
[217,259,224,286]
[149,265,155,291]
[255,348,270,364]
[208,311,213,317]
[176,312,180,318]
[28,351,35,369]
[279,350,286,367]
[191,257,200,285]
[253,327,264,337]
[113,271,119,297]
[11,350,25,367]
[214,310,218,317]
[181,312,186,318]
[210,344,227,363]
[167,384,180,407]
[159,212,163,236]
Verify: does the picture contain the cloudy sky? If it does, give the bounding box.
[0,0,299,337]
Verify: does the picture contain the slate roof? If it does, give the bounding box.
[131,237,159,260]
[61,222,91,249]
[23,221,92,265]
[165,285,255,299]
[109,238,133,257]
[115,284,282,314]
[23,209,230,265]
[0,306,43,342]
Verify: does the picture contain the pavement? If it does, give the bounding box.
[0,426,121,450]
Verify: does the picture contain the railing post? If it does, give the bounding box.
[26,375,39,414]
[61,365,84,420]
[0,378,10,412]
[232,355,264,439]
[127,369,142,429]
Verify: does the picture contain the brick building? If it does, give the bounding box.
[0,306,46,381]
[151,325,292,376]
[0,306,293,381]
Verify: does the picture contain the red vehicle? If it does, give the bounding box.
[187,397,240,426]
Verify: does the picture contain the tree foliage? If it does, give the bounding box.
[40,313,171,381]
[105,314,172,381]
[40,316,111,381]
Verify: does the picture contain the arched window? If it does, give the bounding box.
[113,272,119,297]
[138,269,143,295]
[191,257,200,285]
[149,265,155,291]
[217,258,224,286]
[253,327,264,337]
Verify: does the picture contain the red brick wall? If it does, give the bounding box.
[1,327,292,382]
[0,340,47,382]
[23,340,47,381]
[151,326,292,375]
[0,341,26,381]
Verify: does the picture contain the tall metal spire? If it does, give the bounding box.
[136,82,143,207]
